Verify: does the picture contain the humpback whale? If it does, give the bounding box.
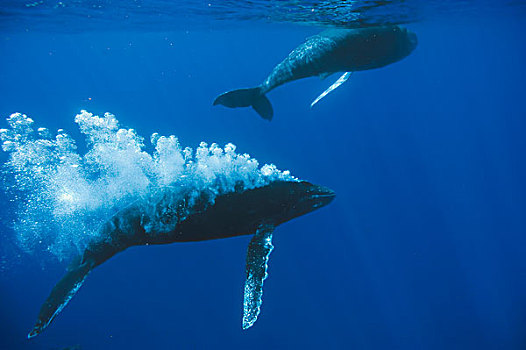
[28,180,335,338]
[213,25,417,120]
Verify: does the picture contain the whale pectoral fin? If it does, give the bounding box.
[310,71,353,108]
[28,257,93,339]
[242,224,275,330]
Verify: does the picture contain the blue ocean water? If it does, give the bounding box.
[1,1,526,349]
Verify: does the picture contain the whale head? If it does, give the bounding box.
[401,26,418,55]
[267,181,336,225]
[337,25,418,70]
[384,25,418,62]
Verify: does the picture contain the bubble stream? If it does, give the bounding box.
[0,110,295,260]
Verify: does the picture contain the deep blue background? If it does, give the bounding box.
[1,14,526,350]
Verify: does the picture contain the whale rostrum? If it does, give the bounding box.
[28,180,335,338]
[214,25,417,120]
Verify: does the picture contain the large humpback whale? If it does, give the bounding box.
[213,25,417,120]
[28,180,335,338]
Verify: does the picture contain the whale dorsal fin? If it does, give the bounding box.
[242,223,274,330]
[311,71,353,108]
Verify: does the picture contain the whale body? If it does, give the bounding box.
[28,180,335,338]
[213,25,417,120]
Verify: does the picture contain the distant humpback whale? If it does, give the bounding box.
[213,25,417,120]
[28,180,335,338]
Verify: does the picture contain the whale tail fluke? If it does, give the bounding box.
[213,87,273,121]
[28,257,93,339]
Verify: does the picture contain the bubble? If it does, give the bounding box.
[1,111,296,260]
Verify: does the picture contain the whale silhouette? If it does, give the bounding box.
[214,25,417,120]
[28,180,335,338]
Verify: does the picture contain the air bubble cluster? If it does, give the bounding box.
[1,111,295,259]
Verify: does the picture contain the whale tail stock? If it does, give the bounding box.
[213,87,273,121]
[28,256,94,339]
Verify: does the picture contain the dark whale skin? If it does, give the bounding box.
[213,25,417,120]
[28,180,335,338]
[262,26,418,93]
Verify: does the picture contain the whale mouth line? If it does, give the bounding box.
[309,185,336,199]
[310,193,335,199]
[306,186,336,208]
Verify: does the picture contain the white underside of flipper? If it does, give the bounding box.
[242,224,274,330]
[310,71,353,108]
